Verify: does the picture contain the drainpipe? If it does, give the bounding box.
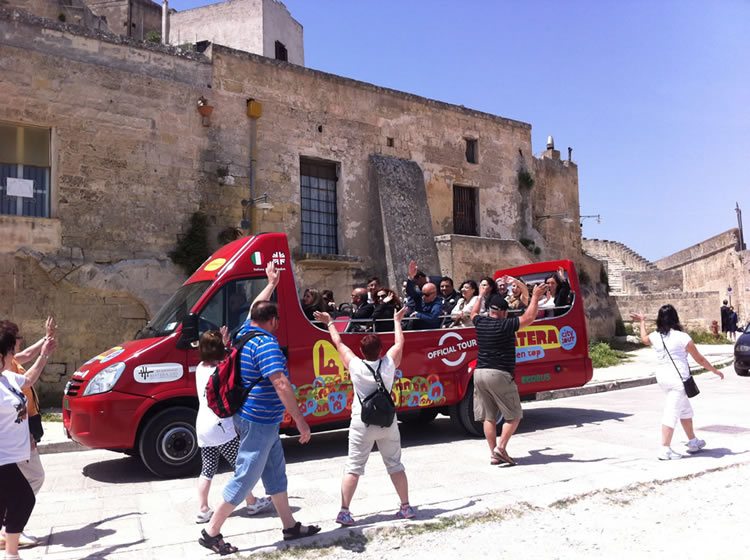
[161,0,170,44]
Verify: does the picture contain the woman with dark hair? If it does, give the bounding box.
[478,277,498,316]
[539,267,572,317]
[372,288,402,332]
[0,320,56,559]
[449,280,479,327]
[632,305,724,460]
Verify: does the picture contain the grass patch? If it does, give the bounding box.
[41,410,62,422]
[589,341,631,368]
[687,330,728,345]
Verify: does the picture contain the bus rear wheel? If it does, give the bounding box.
[399,408,440,425]
[138,407,200,478]
[451,380,504,437]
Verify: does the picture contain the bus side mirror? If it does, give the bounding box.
[176,313,199,350]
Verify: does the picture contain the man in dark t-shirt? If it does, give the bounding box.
[470,282,546,466]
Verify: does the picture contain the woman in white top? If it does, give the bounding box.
[314,306,416,526]
[632,305,724,460]
[193,329,271,524]
[449,280,479,328]
[0,321,56,560]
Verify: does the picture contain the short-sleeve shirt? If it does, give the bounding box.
[195,362,238,447]
[0,371,30,466]
[348,355,396,418]
[236,324,288,424]
[648,329,692,381]
[472,315,520,375]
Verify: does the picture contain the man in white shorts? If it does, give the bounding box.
[314,306,416,525]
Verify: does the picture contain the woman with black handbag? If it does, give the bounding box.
[632,305,724,460]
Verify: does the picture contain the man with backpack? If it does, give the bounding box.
[313,305,416,526]
[198,262,320,556]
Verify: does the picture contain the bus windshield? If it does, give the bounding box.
[135,281,212,339]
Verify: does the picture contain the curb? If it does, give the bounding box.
[39,440,83,455]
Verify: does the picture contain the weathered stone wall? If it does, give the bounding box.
[620,269,683,295]
[0,10,210,390]
[613,292,720,332]
[434,235,536,285]
[582,238,655,294]
[654,229,749,321]
[531,150,582,262]
[86,0,161,40]
[576,253,616,341]
[4,0,108,31]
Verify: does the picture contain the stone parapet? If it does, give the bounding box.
[655,229,741,270]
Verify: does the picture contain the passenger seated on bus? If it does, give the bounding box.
[539,267,572,317]
[478,277,498,317]
[449,280,479,328]
[366,276,381,304]
[322,289,337,315]
[506,278,529,315]
[302,288,327,328]
[439,277,460,326]
[372,288,402,332]
[345,288,374,333]
[405,260,443,330]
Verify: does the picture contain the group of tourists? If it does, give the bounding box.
[0,261,729,558]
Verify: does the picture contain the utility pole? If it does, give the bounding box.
[736,202,746,250]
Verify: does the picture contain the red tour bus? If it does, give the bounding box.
[62,233,592,477]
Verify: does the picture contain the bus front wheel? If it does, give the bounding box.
[138,407,200,478]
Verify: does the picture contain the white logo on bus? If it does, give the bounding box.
[133,363,184,384]
[427,331,477,367]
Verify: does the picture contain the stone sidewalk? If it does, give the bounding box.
[20,344,742,559]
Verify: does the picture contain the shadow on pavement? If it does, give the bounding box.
[519,447,610,466]
[48,513,144,558]
[81,407,631,482]
[693,447,750,459]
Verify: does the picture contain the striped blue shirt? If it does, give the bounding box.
[235,323,288,424]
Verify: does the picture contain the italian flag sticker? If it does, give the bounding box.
[251,252,262,266]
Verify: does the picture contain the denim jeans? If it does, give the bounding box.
[222,416,287,506]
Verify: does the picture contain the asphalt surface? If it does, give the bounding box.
[23,343,741,559]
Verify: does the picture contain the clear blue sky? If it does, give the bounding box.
[171,0,749,261]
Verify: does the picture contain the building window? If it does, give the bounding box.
[300,158,338,255]
[465,137,478,164]
[0,123,51,218]
[453,185,478,236]
[275,41,288,62]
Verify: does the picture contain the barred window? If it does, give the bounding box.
[0,123,51,218]
[275,41,288,62]
[300,158,338,255]
[453,185,478,236]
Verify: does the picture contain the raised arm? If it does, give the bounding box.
[314,311,357,369]
[470,283,490,321]
[630,313,651,346]
[251,261,280,310]
[21,337,57,389]
[386,306,408,368]
[15,316,56,365]
[518,283,547,328]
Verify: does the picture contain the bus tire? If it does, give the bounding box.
[451,380,505,437]
[399,408,439,425]
[138,406,200,478]
[450,380,483,437]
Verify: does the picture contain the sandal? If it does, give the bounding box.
[198,529,238,556]
[493,447,517,466]
[490,454,502,465]
[282,521,321,541]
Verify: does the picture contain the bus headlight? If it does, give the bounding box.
[83,362,126,396]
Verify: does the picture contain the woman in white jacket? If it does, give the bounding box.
[631,305,724,460]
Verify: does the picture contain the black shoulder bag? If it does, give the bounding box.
[660,333,699,398]
[358,360,396,427]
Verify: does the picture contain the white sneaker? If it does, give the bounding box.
[195,508,213,524]
[244,496,273,516]
[658,448,684,460]
[686,438,706,454]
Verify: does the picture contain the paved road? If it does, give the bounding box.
[23,361,747,559]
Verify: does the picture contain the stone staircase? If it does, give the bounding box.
[582,239,656,295]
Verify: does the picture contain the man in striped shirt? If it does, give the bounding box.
[199,262,320,555]
[470,281,546,466]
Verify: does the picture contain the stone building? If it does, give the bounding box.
[583,229,750,331]
[0,2,604,403]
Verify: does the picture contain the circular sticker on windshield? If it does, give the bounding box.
[204,258,226,272]
[559,326,577,351]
